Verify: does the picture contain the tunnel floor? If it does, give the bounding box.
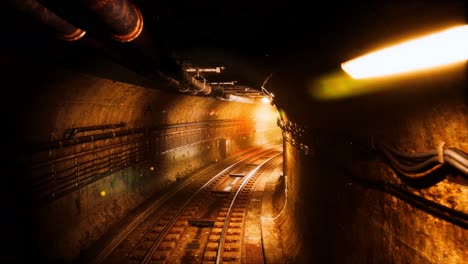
[78,144,286,264]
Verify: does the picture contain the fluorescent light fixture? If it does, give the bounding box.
[342,25,468,79]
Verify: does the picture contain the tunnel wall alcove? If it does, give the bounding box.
[6,54,281,262]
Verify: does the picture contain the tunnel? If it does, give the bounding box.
[3,1,467,263]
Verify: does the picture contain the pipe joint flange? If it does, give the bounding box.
[111,4,143,42]
[58,28,86,41]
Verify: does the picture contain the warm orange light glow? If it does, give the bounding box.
[342,25,468,79]
[253,104,282,145]
[261,96,272,104]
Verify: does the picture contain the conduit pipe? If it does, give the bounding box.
[11,0,255,102]
[33,127,148,152]
[32,119,253,152]
[186,74,212,95]
[63,122,127,139]
[80,0,143,42]
[348,175,468,229]
[10,0,86,41]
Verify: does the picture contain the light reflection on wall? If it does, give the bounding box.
[253,103,282,145]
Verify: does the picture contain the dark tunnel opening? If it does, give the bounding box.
[2,1,467,263]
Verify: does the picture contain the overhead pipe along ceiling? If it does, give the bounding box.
[80,0,143,42]
[9,0,264,104]
[180,66,261,103]
[9,0,86,41]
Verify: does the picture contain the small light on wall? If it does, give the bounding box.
[342,25,468,79]
[261,96,272,104]
[150,166,155,171]
[100,191,106,197]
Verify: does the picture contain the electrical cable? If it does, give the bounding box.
[348,174,468,229]
[378,143,468,178]
[344,142,468,229]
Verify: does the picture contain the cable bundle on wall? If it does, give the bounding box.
[347,174,468,229]
[343,142,468,229]
[277,118,309,155]
[378,143,468,178]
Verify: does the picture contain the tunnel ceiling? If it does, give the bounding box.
[3,0,466,106]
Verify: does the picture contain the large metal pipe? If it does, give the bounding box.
[80,0,143,42]
[188,76,212,95]
[180,70,213,95]
[10,0,86,41]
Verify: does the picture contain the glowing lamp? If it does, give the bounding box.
[342,25,468,79]
[261,96,271,104]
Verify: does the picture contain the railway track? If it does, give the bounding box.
[214,153,282,264]
[94,144,282,264]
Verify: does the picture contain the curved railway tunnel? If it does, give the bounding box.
[3,1,467,263]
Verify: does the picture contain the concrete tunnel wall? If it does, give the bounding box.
[262,2,468,261]
[5,56,467,264]
[3,1,467,263]
[6,57,281,261]
[4,16,467,264]
[273,67,467,263]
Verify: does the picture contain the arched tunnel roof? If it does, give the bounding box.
[4,1,466,101]
[1,1,467,263]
